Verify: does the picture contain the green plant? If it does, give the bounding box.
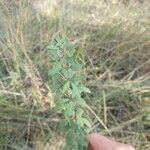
[47,36,91,150]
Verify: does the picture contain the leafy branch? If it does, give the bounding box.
[47,36,91,150]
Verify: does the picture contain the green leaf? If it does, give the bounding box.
[77,108,84,116]
[78,135,87,149]
[76,116,84,127]
[62,81,70,93]
[66,44,76,57]
[50,79,63,91]
[76,98,86,106]
[66,129,75,149]
[82,118,91,127]
[49,59,56,64]
[58,120,69,131]
[71,82,81,99]
[48,59,64,75]
[67,68,74,79]
[77,116,91,128]
[67,57,82,70]
[48,67,61,75]
[71,75,86,85]
[64,101,75,118]
[76,108,91,128]
[55,98,69,112]
[47,45,58,51]
[74,75,86,82]
[80,85,91,93]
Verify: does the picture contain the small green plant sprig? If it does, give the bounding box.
[47,37,91,150]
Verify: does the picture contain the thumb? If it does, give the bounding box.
[88,133,110,150]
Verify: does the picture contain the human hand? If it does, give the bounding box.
[88,133,135,150]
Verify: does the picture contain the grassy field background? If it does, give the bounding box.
[0,0,150,149]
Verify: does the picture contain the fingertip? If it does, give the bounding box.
[88,133,105,150]
[88,133,100,139]
[88,133,99,150]
[88,133,99,143]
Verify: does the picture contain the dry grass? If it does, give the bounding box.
[0,0,150,149]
